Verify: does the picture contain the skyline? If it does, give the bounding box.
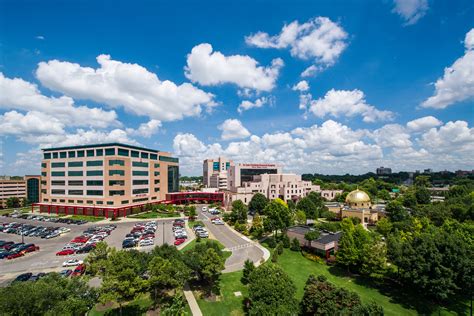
[0,0,473,176]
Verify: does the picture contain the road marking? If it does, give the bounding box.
[226,243,253,251]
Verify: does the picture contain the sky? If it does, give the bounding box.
[0,0,473,176]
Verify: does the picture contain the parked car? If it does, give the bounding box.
[29,273,46,281]
[76,244,95,254]
[62,259,84,267]
[7,251,24,260]
[213,219,225,225]
[14,272,32,282]
[60,269,73,277]
[56,249,75,256]
[72,264,86,276]
[174,238,186,246]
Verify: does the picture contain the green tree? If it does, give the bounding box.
[297,197,318,220]
[360,239,387,279]
[301,275,366,315]
[250,214,264,238]
[99,250,146,315]
[290,237,301,251]
[386,200,409,222]
[6,197,21,208]
[375,217,392,237]
[241,259,255,285]
[336,219,358,270]
[188,206,197,220]
[263,200,292,237]
[231,200,248,224]
[281,234,291,248]
[248,193,268,215]
[295,210,307,225]
[353,301,385,315]
[84,241,113,276]
[201,248,225,294]
[0,273,97,316]
[377,189,391,201]
[161,292,187,316]
[388,222,473,302]
[148,256,190,308]
[248,264,298,315]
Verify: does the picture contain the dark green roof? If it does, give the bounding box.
[42,143,159,153]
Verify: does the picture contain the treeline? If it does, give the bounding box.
[179,176,203,182]
[302,171,474,186]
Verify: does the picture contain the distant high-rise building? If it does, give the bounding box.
[203,157,234,189]
[376,166,392,175]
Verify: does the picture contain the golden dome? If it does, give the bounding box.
[345,189,371,204]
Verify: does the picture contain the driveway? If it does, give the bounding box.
[197,206,265,272]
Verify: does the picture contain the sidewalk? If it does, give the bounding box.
[183,283,202,316]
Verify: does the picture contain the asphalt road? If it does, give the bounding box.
[0,215,188,285]
[197,206,264,272]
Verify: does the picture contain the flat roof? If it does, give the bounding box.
[42,143,159,153]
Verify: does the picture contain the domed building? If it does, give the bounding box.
[345,189,371,209]
[341,189,378,226]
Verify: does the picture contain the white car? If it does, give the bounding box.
[202,206,208,212]
[213,219,224,225]
[139,239,154,247]
[62,259,83,267]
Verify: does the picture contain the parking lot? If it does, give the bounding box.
[0,214,191,285]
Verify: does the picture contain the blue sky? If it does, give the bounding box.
[0,0,473,176]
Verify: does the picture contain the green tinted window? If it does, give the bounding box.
[68,161,83,167]
[86,190,103,196]
[44,153,51,159]
[86,170,103,176]
[68,171,83,177]
[133,180,148,185]
[132,161,148,167]
[87,180,103,186]
[59,152,67,158]
[141,152,149,159]
[105,148,115,156]
[109,159,125,166]
[118,148,129,156]
[159,156,179,163]
[77,150,85,157]
[96,149,103,156]
[51,171,65,177]
[68,151,76,158]
[52,152,58,158]
[87,150,94,157]
[86,160,103,167]
[131,150,139,157]
[150,153,158,160]
[51,162,65,168]
[132,171,148,176]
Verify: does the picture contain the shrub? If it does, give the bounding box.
[281,234,290,248]
[276,242,284,255]
[271,251,279,263]
[290,238,301,252]
[266,237,276,248]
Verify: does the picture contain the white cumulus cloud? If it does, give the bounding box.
[307,89,394,123]
[392,0,429,25]
[0,73,118,128]
[126,120,161,138]
[292,80,309,92]
[36,54,215,121]
[185,43,283,92]
[218,119,251,140]
[246,17,348,76]
[406,116,442,132]
[238,97,269,113]
[421,28,474,109]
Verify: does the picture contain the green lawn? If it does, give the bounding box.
[188,220,205,228]
[195,271,247,316]
[276,249,417,316]
[127,211,180,219]
[66,215,105,222]
[0,207,31,215]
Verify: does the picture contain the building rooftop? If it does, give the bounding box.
[287,225,342,245]
[42,142,159,153]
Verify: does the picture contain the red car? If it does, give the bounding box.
[56,249,75,256]
[22,245,39,253]
[174,238,186,246]
[71,237,88,243]
[72,264,85,276]
[7,252,24,259]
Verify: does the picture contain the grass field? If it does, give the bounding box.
[194,246,467,316]
[66,215,105,222]
[195,271,247,316]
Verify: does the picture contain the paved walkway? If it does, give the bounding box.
[183,283,202,316]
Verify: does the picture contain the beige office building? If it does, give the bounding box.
[38,143,178,216]
[224,173,321,205]
[0,176,42,208]
[203,157,234,189]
